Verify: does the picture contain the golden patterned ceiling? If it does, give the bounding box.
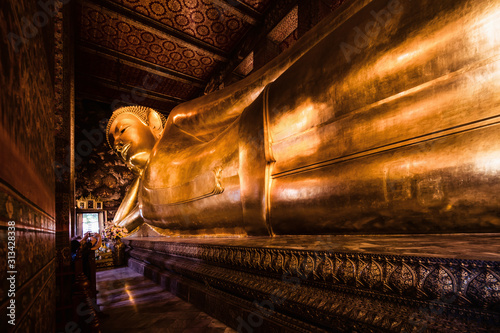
[76,0,274,114]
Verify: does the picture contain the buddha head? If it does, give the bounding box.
[106,106,166,173]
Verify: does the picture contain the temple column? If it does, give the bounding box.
[53,0,76,327]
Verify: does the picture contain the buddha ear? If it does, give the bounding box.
[148,109,164,139]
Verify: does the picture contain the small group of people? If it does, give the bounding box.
[71,232,102,298]
[71,232,102,261]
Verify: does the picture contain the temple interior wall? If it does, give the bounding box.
[0,1,56,331]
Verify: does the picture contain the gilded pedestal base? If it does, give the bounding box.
[123,235,500,332]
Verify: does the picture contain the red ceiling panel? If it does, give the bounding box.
[75,0,278,112]
[81,2,223,80]
[113,0,252,52]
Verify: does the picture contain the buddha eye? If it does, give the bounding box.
[120,126,130,134]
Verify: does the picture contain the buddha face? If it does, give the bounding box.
[108,113,156,172]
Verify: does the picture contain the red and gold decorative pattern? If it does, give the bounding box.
[81,3,223,79]
[267,5,297,44]
[0,0,56,217]
[75,0,278,113]
[233,51,253,76]
[0,0,56,330]
[114,0,252,51]
[279,29,298,53]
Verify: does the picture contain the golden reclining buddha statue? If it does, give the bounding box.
[107,0,500,237]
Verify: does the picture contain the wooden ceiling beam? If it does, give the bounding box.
[77,77,180,107]
[75,91,172,116]
[78,41,206,88]
[76,92,172,115]
[85,74,187,104]
[84,0,228,59]
[211,0,261,25]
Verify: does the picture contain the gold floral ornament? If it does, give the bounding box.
[76,194,103,209]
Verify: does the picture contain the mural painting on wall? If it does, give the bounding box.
[75,100,135,225]
[0,1,57,331]
[0,0,55,193]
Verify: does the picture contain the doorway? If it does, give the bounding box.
[76,210,106,236]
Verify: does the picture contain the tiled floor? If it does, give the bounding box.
[96,267,236,333]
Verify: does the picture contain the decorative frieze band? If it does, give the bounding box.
[0,184,55,233]
[128,248,499,332]
[125,239,500,311]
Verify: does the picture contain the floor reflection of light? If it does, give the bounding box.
[124,284,138,312]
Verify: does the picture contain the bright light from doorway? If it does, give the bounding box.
[82,213,100,234]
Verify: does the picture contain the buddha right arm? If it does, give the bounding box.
[116,205,143,233]
[113,177,143,231]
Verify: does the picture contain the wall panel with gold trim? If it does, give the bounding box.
[0,0,56,331]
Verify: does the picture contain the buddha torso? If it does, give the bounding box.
[131,0,500,236]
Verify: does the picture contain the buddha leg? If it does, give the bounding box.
[264,0,500,234]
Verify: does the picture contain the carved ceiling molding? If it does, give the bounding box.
[233,51,253,76]
[74,0,279,108]
[204,0,298,91]
[209,0,259,24]
[77,56,189,101]
[262,0,297,33]
[82,1,227,61]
